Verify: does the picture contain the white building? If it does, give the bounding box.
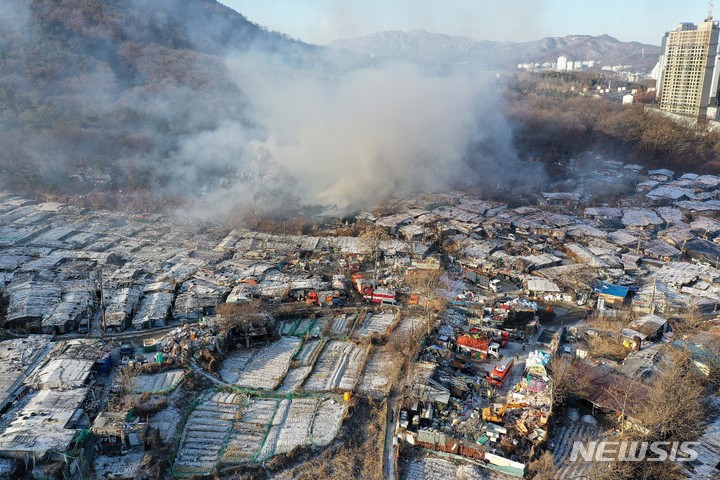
[657,19,720,119]
[556,55,568,72]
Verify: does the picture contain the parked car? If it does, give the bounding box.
[120,342,134,357]
[77,319,89,334]
[450,359,480,377]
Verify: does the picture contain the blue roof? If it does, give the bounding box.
[593,282,630,298]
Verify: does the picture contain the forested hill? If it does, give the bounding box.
[0,0,313,199]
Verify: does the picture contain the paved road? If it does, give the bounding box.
[384,385,402,480]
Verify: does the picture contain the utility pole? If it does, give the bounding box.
[99,269,105,339]
[715,256,719,313]
[650,273,657,315]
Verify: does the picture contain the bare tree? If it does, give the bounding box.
[586,316,631,362]
[216,300,272,347]
[405,269,446,335]
[556,265,597,294]
[547,356,578,406]
[582,349,708,480]
[588,334,629,363]
[527,450,558,480]
[601,376,647,434]
[111,365,139,411]
[586,455,686,480]
[634,348,707,441]
[386,319,424,364]
[359,226,390,287]
[669,300,705,335]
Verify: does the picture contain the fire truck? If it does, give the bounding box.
[351,273,397,304]
[486,357,514,388]
[362,286,398,305]
[306,290,343,307]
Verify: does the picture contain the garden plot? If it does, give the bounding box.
[218,349,255,383]
[222,397,279,464]
[391,316,423,340]
[149,404,181,443]
[277,366,313,392]
[310,398,347,446]
[212,394,348,467]
[133,369,185,394]
[552,420,602,479]
[95,452,149,479]
[274,398,319,454]
[220,337,301,390]
[328,312,358,337]
[279,317,317,337]
[279,320,297,336]
[353,311,399,339]
[302,340,369,392]
[277,339,324,393]
[403,456,490,480]
[356,347,403,398]
[256,399,291,462]
[253,397,347,462]
[173,392,243,478]
[294,339,325,366]
[291,317,315,336]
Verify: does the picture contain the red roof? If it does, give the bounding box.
[457,335,489,350]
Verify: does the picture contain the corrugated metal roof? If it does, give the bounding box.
[593,282,630,298]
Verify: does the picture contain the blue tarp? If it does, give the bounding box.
[593,282,630,298]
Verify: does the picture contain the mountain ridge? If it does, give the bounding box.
[329,29,660,69]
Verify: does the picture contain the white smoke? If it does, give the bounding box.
[177,52,533,215]
[0,0,542,220]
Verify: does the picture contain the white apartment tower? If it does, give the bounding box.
[556,56,568,72]
[657,19,720,119]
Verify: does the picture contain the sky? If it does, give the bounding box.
[219,0,710,46]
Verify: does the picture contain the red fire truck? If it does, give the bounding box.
[486,357,514,388]
[362,286,398,305]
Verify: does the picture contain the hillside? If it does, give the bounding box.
[4,0,703,220]
[0,0,314,199]
[329,30,660,70]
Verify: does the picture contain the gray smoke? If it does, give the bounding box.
[178,52,538,217]
[0,1,28,36]
[0,0,543,221]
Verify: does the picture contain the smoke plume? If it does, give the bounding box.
[0,0,542,221]
[178,51,540,217]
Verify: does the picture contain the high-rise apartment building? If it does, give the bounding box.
[556,56,568,72]
[657,19,720,119]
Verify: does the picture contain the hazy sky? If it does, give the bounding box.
[219,0,709,45]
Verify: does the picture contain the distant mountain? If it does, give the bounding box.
[329,30,660,70]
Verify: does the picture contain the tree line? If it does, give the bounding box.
[505,78,720,175]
